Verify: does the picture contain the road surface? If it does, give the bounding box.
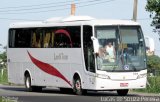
[0,84,159,102]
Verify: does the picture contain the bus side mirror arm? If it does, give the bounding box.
[91,36,99,54]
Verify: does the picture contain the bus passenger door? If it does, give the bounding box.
[83,25,96,88]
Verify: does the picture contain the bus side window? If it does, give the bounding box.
[83,25,95,73]
[54,33,71,48]
[31,32,37,47]
[50,32,54,48]
[44,32,51,48]
[13,29,31,48]
[39,28,55,48]
[9,29,16,48]
[53,26,81,48]
[31,29,43,48]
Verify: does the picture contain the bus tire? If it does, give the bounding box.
[117,89,129,96]
[73,77,86,95]
[25,75,43,92]
[33,86,43,92]
[25,74,33,92]
[60,88,73,94]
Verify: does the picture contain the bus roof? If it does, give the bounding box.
[9,16,140,28]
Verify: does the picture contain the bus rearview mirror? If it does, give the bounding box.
[91,36,99,53]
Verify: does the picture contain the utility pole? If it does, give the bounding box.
[132,0,138,22]
[71,3,76,16]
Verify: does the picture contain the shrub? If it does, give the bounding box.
[0,68,8,84]
[147,55,160,70]
[146,76,160,93]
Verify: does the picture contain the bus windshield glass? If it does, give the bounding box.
[95,26,146,72]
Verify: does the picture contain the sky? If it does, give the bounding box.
[0,0,160,55]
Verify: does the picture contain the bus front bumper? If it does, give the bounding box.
[84,77,147,90]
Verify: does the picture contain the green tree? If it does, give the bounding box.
[146,0,160,33]
[147,55,160,70]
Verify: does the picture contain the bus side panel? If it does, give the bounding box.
[8,49,24,85]
[8,48,84,88]
[32,63,72,87]
[8,63,23,84]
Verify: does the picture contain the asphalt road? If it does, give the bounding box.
[0,84,160,102]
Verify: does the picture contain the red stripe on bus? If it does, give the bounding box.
[27,51,72,87]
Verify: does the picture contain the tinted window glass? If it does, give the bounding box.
[9,26,81,48]
[83,25,95,72]
[53,26,81,48]
[9,29,32,48]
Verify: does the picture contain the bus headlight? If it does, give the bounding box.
[96,74,110,79]
[137,73,147,79]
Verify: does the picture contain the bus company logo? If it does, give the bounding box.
[54,53,68,60]
[124,65,129,70]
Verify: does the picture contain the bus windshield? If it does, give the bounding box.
[95,26,146,72]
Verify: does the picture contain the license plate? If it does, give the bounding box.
[120,83,128,87]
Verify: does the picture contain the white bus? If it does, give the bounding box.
[8,16,147,95]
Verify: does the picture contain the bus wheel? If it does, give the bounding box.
[33,86,43,92]
[60,88,73,94]
[25,75,42,92]
[25,74,33,92]
[117,89,129,96]
[73,77,86,95]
